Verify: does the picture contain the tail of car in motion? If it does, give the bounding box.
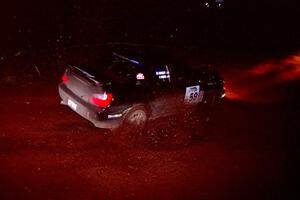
[61,66,113,108]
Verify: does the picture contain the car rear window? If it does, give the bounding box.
[103,61,142,83]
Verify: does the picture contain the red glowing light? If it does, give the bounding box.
[62,74,69,83]
[91,93,113,108]
[224,51,300,103]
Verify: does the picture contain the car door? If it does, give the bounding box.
[170,63,205,106]
[148,64,182,119]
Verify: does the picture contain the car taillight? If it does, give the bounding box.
[91,92,113,108]
[62,74,69,83]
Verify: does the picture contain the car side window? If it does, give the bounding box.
[152,65,173,86]
[106,61,147,85]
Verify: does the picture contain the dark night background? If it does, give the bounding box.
[1,0,299,52]
[0,1,299,200]
[1,0,299,79]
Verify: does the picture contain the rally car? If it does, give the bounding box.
[58,44,225,130]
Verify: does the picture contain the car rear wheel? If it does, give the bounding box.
[123,105,149,129]
[109,105,148,146]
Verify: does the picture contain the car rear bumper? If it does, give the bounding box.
[58,84,123,130]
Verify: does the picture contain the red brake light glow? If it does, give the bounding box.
[91,92,113,108]
[62,74,69,83]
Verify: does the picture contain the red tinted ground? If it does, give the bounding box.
[0,53,299,200]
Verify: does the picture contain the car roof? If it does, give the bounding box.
[110,44,173,65]
[63,43,174,66]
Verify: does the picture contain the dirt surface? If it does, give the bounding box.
[0,52,299,199]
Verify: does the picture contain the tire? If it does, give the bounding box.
[109,105,148,146]
[123,105,149,129]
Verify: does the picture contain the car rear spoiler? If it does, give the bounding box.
[67,64,101,85]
